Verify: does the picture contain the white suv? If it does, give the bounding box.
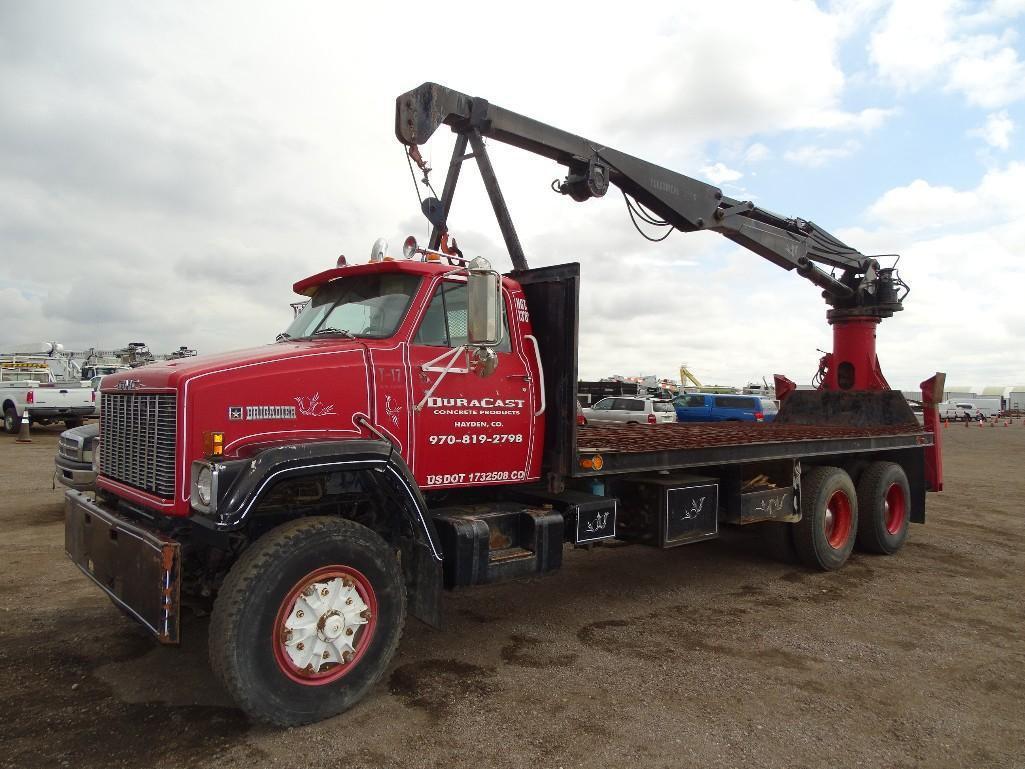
[582,397,677,426]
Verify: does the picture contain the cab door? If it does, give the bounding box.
[406,278,535,489]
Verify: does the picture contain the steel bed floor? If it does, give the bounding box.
[578,422,925,453]
[575,422,930,475]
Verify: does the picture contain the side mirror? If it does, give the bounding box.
[467,257,502,347]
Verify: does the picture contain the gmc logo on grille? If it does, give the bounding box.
[116,379,142,390]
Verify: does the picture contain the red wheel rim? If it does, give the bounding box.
[272,565,378,686]
[823,489,853,549]
[883,482,907,535]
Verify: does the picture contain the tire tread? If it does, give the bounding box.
[209,516,406,726]
[793,465,857,571]
[855,461,909,555]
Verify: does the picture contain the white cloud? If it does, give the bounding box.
[699,162,742,184]
[870,0,1025,107]
[969,111,1014,149]
[866,163,1025,233]
[783,140,860,167]
[947,42,1025,108]
[869,0,959,90]
[842,161,1025,386]
[602,0,894,146]
[743,143,771,163]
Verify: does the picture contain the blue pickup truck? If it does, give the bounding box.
[673,393,773,422]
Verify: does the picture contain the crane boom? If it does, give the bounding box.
[395,82,906,319]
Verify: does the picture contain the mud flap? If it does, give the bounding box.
[64,490,181,643]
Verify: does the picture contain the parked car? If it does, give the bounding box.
[55,422,99,491]
[759,398,779,423]
[674,393,766,422]
[582,396,677,425]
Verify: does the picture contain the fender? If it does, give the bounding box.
[192,439,443,627]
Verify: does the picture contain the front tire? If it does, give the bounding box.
[209,517,406,726]
[793,466,858,571]
[855,462,911,554]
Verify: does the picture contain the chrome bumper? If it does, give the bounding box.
[55,456,96,491]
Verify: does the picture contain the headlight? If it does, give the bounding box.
[196,465,214,506]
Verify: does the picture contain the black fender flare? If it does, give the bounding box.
[203,439,440,556]
[193,439,443,626]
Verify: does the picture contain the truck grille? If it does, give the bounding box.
[58,432,83,462]
[100,393,177,498]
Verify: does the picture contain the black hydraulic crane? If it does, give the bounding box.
[394,82,910,393]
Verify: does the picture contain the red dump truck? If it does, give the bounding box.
[64,83,943,725]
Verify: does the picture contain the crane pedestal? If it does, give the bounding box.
[821,314,890,392]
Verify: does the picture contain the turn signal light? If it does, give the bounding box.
[203,431,224,457]
[580,454,604,471]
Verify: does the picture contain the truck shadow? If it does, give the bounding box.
[0,608,259,769]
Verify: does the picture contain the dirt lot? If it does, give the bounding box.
[1,422,1022,769]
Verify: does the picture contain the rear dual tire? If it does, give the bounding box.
[793,466,858,571]
[855,462,911,555]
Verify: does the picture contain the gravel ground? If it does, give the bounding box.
[0,422,1022,769]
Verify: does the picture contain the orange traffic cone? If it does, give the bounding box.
[965,418,970,428]
[15,411,31,443]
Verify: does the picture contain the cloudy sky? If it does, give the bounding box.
[2,0,1024,390]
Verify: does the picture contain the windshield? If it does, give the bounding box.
[283,274,421,340]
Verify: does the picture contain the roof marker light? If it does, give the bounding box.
[369,238,388,263]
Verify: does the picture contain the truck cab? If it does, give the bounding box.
[88,256,544,521]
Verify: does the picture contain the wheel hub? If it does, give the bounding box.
[884,482,906,535]
[823,490,852,549]
[280,576,371,676]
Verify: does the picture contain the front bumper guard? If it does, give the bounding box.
[64,490,181,644]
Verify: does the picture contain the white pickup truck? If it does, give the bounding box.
[0,364,95,433]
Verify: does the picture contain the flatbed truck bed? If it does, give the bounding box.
[575,422,931,475]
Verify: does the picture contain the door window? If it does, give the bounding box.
[590,398,614,410]
[415,281,511,352]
